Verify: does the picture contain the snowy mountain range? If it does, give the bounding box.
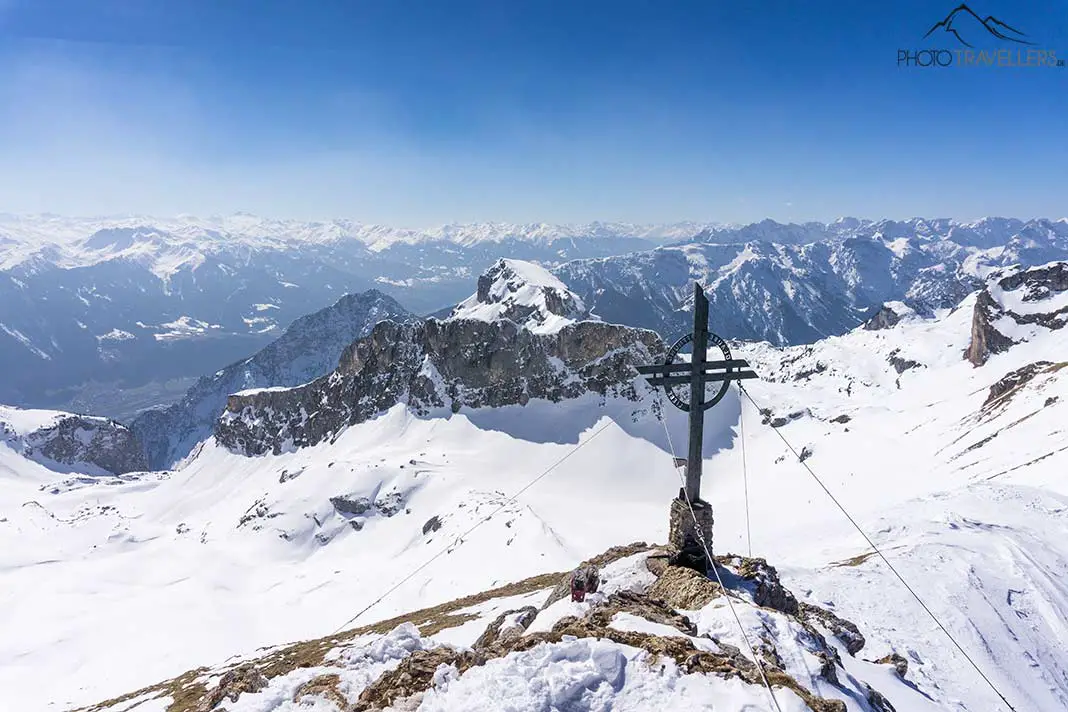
[0,215,676,414]
[3,213,1066,419]
[1,257,1065,711]
[557,217,1068,345]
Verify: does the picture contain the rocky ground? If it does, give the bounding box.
[79,545,925,712]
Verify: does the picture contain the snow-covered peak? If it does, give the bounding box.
[447,258,594,334]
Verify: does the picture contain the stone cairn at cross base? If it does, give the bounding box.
[667,490,715,571]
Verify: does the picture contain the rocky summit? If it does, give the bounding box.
[77,545,921,712]
[216,261,664,457]
[448,257,593,332]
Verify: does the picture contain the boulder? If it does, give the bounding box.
[873,652,909,679]
[800,602,866,655]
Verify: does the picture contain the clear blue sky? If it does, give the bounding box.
[0,0,1065,225]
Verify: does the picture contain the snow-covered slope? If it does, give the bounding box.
[0,263,1066,711]
[130,289,417,469]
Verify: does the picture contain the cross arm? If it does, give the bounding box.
[635,358,751,375]
[644,369,758,387]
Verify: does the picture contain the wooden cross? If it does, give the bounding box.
[637,283,758,503]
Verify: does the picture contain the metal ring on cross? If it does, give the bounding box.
[662,332,733,412]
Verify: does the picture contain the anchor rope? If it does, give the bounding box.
[740,389,753,558]
[737,384,1018,712]
[655,392,785,712]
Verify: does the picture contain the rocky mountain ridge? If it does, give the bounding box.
[216,260,663,458]
[964,261,1068,366]
[0,405,146,475]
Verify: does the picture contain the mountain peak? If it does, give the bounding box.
[447,259,593,333]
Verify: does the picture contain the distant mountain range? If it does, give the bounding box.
[0,215,682,413]
[1,214,1066,417]
[557,217,1068,344]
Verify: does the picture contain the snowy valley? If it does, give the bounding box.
[0,255,1066,711]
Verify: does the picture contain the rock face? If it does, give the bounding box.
[217,318,663,456]
[215,261,663,457]
[0,407,147,474]
[132,290,417,468]
[800,603,867,656]
[983,361,1056,408]
[863,302,912,331]
[965,262,1068,367]
[964,290,1019,367]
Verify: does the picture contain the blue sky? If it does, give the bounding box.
[0,0,1065,225]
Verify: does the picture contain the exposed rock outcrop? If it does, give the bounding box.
[0,407,147,474]
[721,555,800,615]
[472,606,540,650]
[873,652,909,679]
[965,262,1068,367]
[217,318,663,456]
[78,545,907,712]
[887,348,922,375]
[983,361,1057,409]
[202,663,268,711]
[864,302,912,331]
[800,602,867,655]
[964,290,1019,367]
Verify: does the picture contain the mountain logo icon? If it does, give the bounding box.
[923,3,1034,48]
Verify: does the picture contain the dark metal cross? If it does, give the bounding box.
[637,283,758,503]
